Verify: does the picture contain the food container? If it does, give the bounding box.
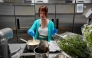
[53,54,69,58]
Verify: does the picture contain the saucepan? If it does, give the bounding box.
[34,40,49,58]
[20,38,40,51]
[34,47,49,58]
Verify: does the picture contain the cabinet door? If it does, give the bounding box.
[56,4,74,34]
[14,5,35,43]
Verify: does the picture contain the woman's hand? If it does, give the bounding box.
[27,30,35,36]
[52,28,58,36]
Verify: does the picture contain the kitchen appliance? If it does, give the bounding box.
[0,28,16,58]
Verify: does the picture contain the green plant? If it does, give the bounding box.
[56,34,91,58]
[82,24,92,53]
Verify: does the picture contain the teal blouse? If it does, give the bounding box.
[28,19,54,42]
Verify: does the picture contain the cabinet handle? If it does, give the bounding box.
[16,19,20,29]
[56,19,59,29]
[51,19,54,23]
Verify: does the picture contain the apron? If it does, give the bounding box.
[38,35,48,41]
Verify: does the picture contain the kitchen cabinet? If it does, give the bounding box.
[0,0,92,43]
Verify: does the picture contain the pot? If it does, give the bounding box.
[20,38,40,51]
[34,47,49,58]
[34,40,49,58]
[38,40,49,53]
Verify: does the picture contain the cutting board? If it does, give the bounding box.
[49,41,61,52]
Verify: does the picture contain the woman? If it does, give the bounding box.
[27,5,58,42]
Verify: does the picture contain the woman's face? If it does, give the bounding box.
[40,11,46,20]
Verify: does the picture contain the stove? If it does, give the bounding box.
[20,45,35,58]
[23,45,34,53]
[20,55,35,58]
[20,45,61,58]
[23,45,60,53]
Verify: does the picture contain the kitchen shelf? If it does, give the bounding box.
[0,15,15,17]
[0,13,80,17]
[0,2,14,5]
[75,3,92,5]
[0,13,83,18]
[2,3,75,5]
[75,13,83,15]
[55,3,75,5]
[36,13,75,15]
[0,15,35,17]
[15,15,35,17]
[1,2,91,6]
[14,3,35,6]
[55,13,83,15]
[55,13,74,15]
[0,12,75,17]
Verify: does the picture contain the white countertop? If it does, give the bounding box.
[9,43,26,58]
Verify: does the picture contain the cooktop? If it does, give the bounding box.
[20,45,35,58]
[20,55,35,58]
[23,45,60,53]
[20,43,61,58]
[23,45,34,53]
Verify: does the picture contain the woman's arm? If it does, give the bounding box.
[51,21,58,36]
[51,21,55,30]
[27,20,37,36]
[28,20,38,31]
